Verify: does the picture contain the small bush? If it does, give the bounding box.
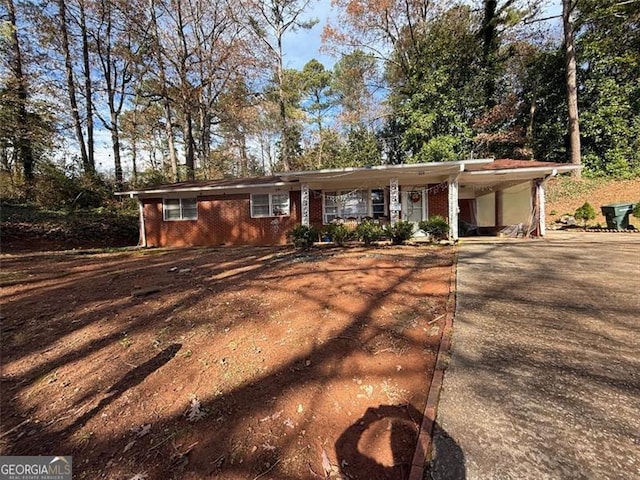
[633,202,640,219]
[418,216,450,241]
[385,220,415,245]
[287,225,318,250]
[574,202,596,228]
[324,223,353,246]
[354,220,384,246]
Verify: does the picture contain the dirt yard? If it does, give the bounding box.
[0,245,454,480]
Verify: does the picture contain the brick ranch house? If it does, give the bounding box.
[117,159,580,247]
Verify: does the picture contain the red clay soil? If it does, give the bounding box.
[0,245,454,480]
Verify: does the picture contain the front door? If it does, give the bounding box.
[401,188,427,237]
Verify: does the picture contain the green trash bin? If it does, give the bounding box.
[600,203,635,230]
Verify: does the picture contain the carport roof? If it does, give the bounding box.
[116,158,580,196]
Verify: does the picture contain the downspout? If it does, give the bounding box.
[134,195,147,247]
[537,169,557,237]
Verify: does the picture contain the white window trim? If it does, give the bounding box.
[163,197,198,221]
[250,192,291,218]
[323,188,387,224]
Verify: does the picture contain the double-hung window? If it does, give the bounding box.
[163,198,197,221]
[251,193,290,218]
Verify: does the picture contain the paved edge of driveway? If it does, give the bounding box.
[409,251,458,480]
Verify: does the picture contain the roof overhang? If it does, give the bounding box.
[115,160,581,197]
[460,164,579,185]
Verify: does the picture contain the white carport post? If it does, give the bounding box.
[134,194,147,247]
[537,169,557,237]
[301,184,310,226]
[448,167,463,241]
[390,177,399,224]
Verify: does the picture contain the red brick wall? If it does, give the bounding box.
[309,193,324,230]
[427,184,449,220]
[143,191,301,247]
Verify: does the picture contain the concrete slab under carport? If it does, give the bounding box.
[429,232,640,480]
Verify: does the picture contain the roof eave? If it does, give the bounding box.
[115,181,293,197]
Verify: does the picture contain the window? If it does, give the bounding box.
[251,193,290,218]
[371,189,385,218]
[163,198,197,221]
[323,189,387,223]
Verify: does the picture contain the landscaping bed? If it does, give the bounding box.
[0,245,454,479]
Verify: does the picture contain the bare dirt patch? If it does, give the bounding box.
[0,245,454,479]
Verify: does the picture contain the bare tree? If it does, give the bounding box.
[57,0,92,173]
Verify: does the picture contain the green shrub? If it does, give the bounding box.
[418,216,450,241]
[384,220,415,245]
[574,202,596,228]
[323,223,353,246]
[633,202,640,219]
[287,225,319,249]
[354,220,384,246]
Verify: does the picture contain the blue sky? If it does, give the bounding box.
[281,0,336,69]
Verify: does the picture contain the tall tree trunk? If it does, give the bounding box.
[57,0,90,172]
[79,0,95,174]
[149,0,179,181]
[276,29,290,171]
[6,0,35,187]
[183,111,196,180]
[481,0,498,108]
[563,0,581,177]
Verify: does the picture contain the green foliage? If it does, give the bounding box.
[418,216,450,241]
[33,162,112,209]
[574,202,596,227]
[385,5,482,163]
[335,127,382,167]
[354,220,384,246]
[323,223,353,246]
[384,221,415,245]
[287,225,319,250]
[575,0,640,178]
[632,202,640,219]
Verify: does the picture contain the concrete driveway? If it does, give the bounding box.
[430,232,640,480]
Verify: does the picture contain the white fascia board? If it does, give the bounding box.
[279,158,492,179]
[115,181,294,197]
[465,165,580,178]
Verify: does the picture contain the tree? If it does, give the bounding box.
[92,0,146,187]
[243,0,318,171]
[300,59,333,168]
[55,0,97,176]
[2,0,35,184]
[575,0,640,178]
[562,0,581,177]
[385,5,481,163]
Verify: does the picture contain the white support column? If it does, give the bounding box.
[537,181,546,237]
[448,176,459,241]
[390,177,400,224]
[136,197,147,247]
[301,184,310,226]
